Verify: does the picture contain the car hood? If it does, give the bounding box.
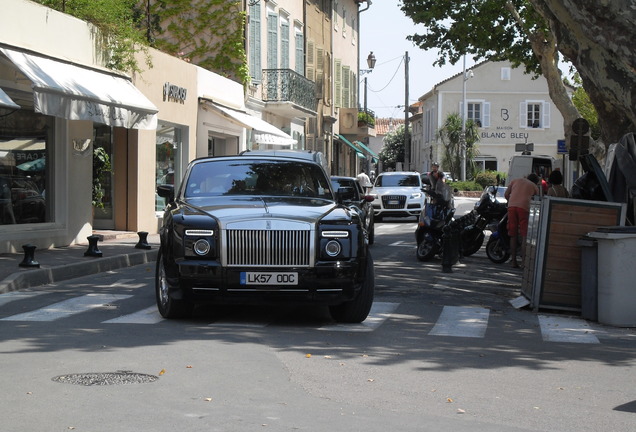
[181,195,338,225]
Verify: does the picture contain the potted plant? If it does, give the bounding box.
[358,111,375,128]
[92,146,112,209]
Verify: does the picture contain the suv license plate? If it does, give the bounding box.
[240,272,298,285]
[388,200,399,205]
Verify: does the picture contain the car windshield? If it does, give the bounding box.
[184,159,333,199]
[375,174,420,187]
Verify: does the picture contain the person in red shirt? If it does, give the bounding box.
[504,173,540,268]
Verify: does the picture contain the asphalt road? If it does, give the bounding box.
[1,210,635,432]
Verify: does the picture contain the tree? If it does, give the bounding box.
[436,113,480,180]
[378,125,407,171]
[146,0,249,84]
[399,0,608,152]
[527,0,635,144]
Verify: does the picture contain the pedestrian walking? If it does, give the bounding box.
[504,173,540,268]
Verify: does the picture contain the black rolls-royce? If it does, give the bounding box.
[155,150,374,323]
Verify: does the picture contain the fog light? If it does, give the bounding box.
[193,239,211,256]
[325,240,341,257]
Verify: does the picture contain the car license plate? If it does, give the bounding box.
[240,272,298,285]
[388,200,399,205]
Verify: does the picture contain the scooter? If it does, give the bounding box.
[485,211,525,264]
[415,189,455,261]
[461,186,508,256]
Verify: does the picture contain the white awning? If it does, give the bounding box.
[202,100,297,147]
[0,87,20,109]
[0,48,158,130]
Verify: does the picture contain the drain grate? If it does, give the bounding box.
[52,371,159,386]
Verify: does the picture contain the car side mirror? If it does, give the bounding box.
[157,184,175,203]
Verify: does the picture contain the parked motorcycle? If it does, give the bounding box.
[415,189,456,261]
[460,186,508,256]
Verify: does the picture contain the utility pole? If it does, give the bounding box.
[461,55,467,181]
[404,51,410,171]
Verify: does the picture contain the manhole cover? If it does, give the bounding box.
[52,371,159,386]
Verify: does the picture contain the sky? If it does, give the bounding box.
[359,1,476,120]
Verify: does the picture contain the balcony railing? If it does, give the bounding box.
[262,69,317,113]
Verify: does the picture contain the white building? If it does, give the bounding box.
[412,60,573,176]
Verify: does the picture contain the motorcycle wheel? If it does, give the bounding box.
[461,230,485,256]
[416,235,438,261]
[485,236,510,264]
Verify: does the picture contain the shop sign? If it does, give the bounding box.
[163,82,188,104]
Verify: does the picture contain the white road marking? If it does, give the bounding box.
[429,306,490,338]
[0,293,132,321]
[539,315,600,344]
[389,241,415,247]
[0,291,48,307]
[103,306,163,324]
[320,302,399,332]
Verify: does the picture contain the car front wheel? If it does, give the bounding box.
[155,249,193,319]
[329,253,375,323]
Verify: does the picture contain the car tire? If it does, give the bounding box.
[155,248,194,319]
[329,253,375,323]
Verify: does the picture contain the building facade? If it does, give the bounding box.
[412,60,572,176]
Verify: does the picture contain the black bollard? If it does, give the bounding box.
[19,244,40,268]
[135,231,152,250]
[84,235,103,257]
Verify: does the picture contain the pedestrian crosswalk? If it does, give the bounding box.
[0,292,604,344]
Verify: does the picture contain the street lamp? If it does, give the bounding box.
[360,52,376,116]
[460,55,474,181]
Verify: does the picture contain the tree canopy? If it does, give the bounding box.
[378,125,407,171]
[400,0,635,147]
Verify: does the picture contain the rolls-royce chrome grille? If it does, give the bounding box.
[226,229,312,267]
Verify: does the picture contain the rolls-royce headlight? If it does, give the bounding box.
[193,239,211,256]
[322,230,349,238]
[325,240,342,257]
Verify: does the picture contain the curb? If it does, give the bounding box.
[0,249,158,294]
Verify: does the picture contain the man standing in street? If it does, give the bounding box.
[504,173,540,268]
[357,169,372,192]
[428,162,442,190]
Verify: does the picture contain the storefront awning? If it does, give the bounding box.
[0,48,158,130]
[0,87,20,109]
[337,134,365,158]
[202,100,297,147]
[354,140,379,163]
[353,140,378,158]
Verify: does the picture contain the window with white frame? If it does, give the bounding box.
[460,100,490,127]
[520,100,551,128]
[294,24,304,75]
[280,15,289,69]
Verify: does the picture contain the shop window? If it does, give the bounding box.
[156,124,182,212]
[0,109,53,225]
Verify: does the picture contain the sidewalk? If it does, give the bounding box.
[0,231,159,294]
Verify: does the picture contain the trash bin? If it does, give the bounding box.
[577,235,598,321]
[588,226,636,327]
